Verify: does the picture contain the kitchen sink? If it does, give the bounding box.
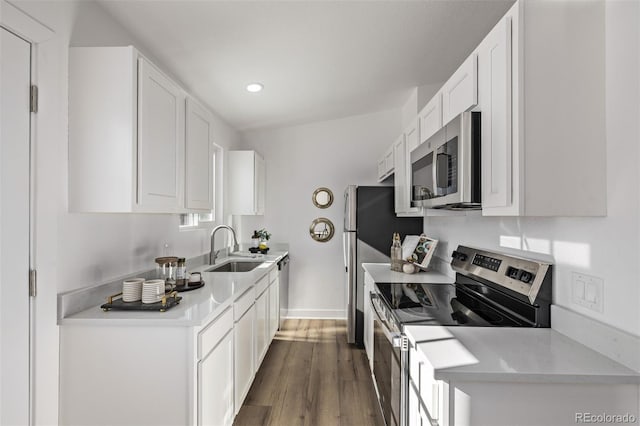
[205,261,263,273]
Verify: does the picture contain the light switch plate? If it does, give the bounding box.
[572,272,604,313]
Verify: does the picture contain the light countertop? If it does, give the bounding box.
[362,262,454,284]
[364,261,639,385]
[58,251,288,327]
[405,325,640,385]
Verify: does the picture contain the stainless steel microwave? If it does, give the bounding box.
[410,111,481,210]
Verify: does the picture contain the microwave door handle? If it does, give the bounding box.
[432,150,439,197]
[436,153,450,189]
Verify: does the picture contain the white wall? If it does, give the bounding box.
[424,0,640,338]
[9,1,240,424]
[239,109,402,317]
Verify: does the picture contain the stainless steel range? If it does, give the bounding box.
[369,245,552,426]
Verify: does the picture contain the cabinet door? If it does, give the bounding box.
[185,98,213,211]
[405,118,420,154]
[441,54,478,125]
[393,135,407,214]
[254,290,268,368]
[478,16,512,210]
[377,158,387,181]
[419,93,443,144]
[234,305,255,412]
[393,134,420,216]
[384,149,394,175]
[254,153,266,215]
[408,379,421,426]
[268,278,279,340]
[198,331,233,426]
[363,275,374,371]
[137,57,184,211]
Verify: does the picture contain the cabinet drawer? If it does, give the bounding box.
[198,307,233,360]
[234,287,255,321]
[268,266,278,284]
[255,274,269,297]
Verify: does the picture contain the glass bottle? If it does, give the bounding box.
[176,258,186,286]
[391,232,402,272]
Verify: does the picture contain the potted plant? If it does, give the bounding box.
[251,229,271,249]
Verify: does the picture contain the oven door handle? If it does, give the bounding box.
[370,292,402,346]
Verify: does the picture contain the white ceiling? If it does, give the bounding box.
[97,0,514,131]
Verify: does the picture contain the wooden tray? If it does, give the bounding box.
[101,291,182,312]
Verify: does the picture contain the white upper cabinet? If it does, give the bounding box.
[479,0,606,216]
[377,146,394,182]
[137,58,184,211]
[418,93,443,144]
[68,46,219,214]
[477,16,512,210]
[185,98,214,211]
[441,54,478,125]
[229,150,266,215]
[394,121,422,217]
[405,117,420,154]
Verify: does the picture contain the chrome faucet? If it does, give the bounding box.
[210,225,240,264]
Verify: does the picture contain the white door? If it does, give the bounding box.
[198,331,234,426]
[478,17,512,209]
[0,27,32,425]
[137,57,183,212]
[185,98,213,211]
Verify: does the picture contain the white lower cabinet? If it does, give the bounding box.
[198,331,234,426]
[268,276,279,339]
[406,336,638,426]
[234,289,256,413]
[59,307,234,425]
[409,341,444,425]
[363,272,374,371]
[255,286,269,368]
[59,264,285,425]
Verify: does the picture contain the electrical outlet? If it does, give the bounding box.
[572,272,603,313]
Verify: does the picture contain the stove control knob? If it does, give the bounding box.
[452,250,467,261]
[520,271,534,284]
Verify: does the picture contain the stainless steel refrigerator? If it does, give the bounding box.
[343,185,423,346]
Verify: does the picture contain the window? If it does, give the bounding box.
[180,145,221,229]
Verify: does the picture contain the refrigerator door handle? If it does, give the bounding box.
[342,232,348,272]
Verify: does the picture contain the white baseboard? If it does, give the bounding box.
[552,305,640,372]
[284,309,346,320]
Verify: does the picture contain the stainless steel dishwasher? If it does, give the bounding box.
[277,255,289,329]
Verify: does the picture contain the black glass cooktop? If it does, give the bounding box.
[374,282,531,327]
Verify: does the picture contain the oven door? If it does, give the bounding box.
[371,293,402,426]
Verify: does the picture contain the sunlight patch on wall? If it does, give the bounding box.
[552,241,591,269]
[523,237,552,255]
[499,235,522,250]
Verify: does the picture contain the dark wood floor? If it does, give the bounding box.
[234,319,385,426]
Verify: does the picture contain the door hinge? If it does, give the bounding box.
[30,85,38,113]
[29,269,37,297]
[401,335,409,352]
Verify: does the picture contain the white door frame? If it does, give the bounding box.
[0,1,53,424]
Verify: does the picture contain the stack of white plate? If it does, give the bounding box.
[142,279,165,304]
[122,278,144,302]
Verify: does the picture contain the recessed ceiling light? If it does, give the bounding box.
[246,83,263,93]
